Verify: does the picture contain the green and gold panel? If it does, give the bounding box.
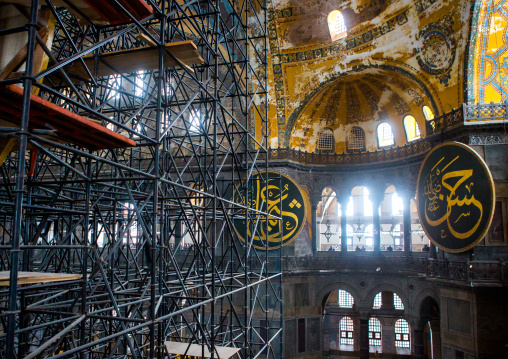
[416,142,495,253]
[233,171,307,250]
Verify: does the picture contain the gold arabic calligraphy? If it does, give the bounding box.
[236,176,303,247]
[423,155,483,239]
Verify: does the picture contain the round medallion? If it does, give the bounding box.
[233,171,306,250]
[416,142,495,253]
[416,24,456,75]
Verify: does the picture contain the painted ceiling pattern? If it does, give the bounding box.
[292,71,423,129]
[469,0,508,103]
[261,0,473,152]
[321,83,344,126]
[266,0,450,146]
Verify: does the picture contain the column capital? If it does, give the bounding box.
[310,195,321,207]
[397,188,415,200]
[370,191,385,207]
[336,194,350,206]
[358,310,371,321]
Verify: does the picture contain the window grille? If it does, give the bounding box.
[372,292,404,309]
[368,318,382,346]
[395,319,410,348]
[338,290,354,308]
[328,11,347,41]
[394,294,404,310]
[318,129,334,150]
[347,126,365,151]
[377,122,394,147]
[339,317,354,345]
[373,293,381,309]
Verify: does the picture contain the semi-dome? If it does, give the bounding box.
[289,67,438,153]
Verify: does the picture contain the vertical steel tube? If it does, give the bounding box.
[6,1,39,357]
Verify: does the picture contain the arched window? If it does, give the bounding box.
[347,126,366,152]
[338,289,355,308]
[347,225,354,246]
[318,128,334,150]
[363,188,373,217]
[328,11,347,41]
[377,122,394,147]
[339,317,354,345]
[422,106,434,121]
[395,319,410,348]
[403,115,421,141]
[364,224,374,247]
[394,293,404,310]
[369,318,382,347]
[346,197,354,217]
[423,105,435,131]
[391,192,403,216]
[391,224,403,246]
[372,292,404,309]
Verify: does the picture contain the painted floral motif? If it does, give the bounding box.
[346,83,363,124]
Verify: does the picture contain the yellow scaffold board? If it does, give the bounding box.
[164,342,241,359]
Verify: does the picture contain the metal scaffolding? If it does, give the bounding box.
[0,1,281,358]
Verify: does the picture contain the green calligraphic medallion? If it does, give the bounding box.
[416,142,495,253]
[233,171,306,250]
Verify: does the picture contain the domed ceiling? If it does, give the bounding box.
[289,67,437,153]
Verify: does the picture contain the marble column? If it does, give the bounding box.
[371,193,384,253]
[413,328,425,359]
[359,317,369,359]
[400,191,413,252]
[338,196,349,252]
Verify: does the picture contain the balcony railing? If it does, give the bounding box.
[281,254,508,285]
[427,102,508,133]
[268,140,431,165]
[269,103,506,166]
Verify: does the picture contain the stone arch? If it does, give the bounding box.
[316,281,363,308]
[284,64,441,147]
[320,185,341,199]
[365,282,411,312]
[412,288,440,317]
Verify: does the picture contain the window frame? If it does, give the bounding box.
[368,317,382,347]
[346,126,366,153]
[317,128,335,151]
[339,316,354,346]
[394,319,411,348]
[338,289,355,308]
[328,10,347,41]
[403,115,421,142]
[377,122,395,148]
